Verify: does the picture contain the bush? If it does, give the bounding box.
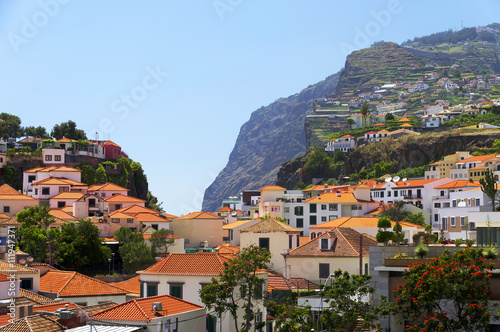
[465,239,476,247]
[454,239,464,247]
[482,247,498,259]
[394,253,408,259]
[414,244,428,258]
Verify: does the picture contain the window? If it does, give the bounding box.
[310,204,317,213]
[329,204,337,211]
[289,235,293,249]
[434,203,441,208]
[28,175,36,183]
[57,201,65,208]
[45,155,52,161]
[440,190,445,197]
[452,200,457,207]
[254,312,263,332]
[259,238,270,251]
[394,191,398,197]
[320,238,329,250]
[451,217,456,227]
[284,207,289,213]
[146,283,158,297]
[169,283,183,299]
[115,204,122,210]
[351,205,359,210]
[54,155,61,161]
[42,187,50,195]
[387,191,391,197]
[321,204,327,210]
[321,216,327,222]
[58,186,69,193]
[460,217,466,227]
[476,198,480,206]
[34,188,38,195]
[434,214,438,222]
[329,215,338,221]
[89,199,96,207]
[127,218,134,224]
[20,278,33,290]
[296,218,303,228]
[3,206,9,213]
[380,192,384,198]
[294,206,303,216]
[111,218,120,223]
[309,215,317,225]
[319,263,330,279]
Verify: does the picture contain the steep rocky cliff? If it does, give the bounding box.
[202,73,339,212]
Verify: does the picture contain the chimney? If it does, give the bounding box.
[15,305,33,321]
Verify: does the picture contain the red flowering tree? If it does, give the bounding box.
[393,248,498,331]
[199,245,271,332]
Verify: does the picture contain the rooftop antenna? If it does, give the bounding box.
[95,131,99,141]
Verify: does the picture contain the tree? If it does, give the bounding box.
[24,125,49,138]
[119,242,155,273]
[394,248,499,331]
[380,201,410,221]
[385,112,395,121]
[146,191,164,213]
[78,163,96,186]
[346,117,355,130]
[149,228,175,254]
[304,149,330,178]
[51,120,87,140]
[114,227,154,273]
[393,221,404,245]
[480,168,497,211]
[0,113,22,138]
[403,212,426,226]
[18,225,49,262]
[16,206,55,229]
[376,215,394,246]
[199,245,271,332]
[319,270,391,330]
[94,164,107,184]
[57,220,111,267]
[360,103,370,128]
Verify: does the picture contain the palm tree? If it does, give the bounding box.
[360,103,370,128]
[346,118,355,129]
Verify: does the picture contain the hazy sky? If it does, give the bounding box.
[1,1,498,216]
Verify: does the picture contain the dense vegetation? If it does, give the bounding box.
[403,26,498,45]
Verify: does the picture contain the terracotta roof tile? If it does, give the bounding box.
[308,216,424,230]
[177,211,222,220]
[92,294,204,323]
[258,185,286,191]
[0,261,39,274]
[32,177,87,187]
[24,166,82,173]
[288,228,377,257]
[217,206,234,212]
[240,218,301,233]
[267,272,318,292]
[0,314,65,332]
[223,219,256,230]
[0,273,8,283]
[112,276,140,295]
[456,154,496,164]
[48,192,84,200]
[113,205,161,215]
[133,213,170,222]
[104,194,146,203]
[0,184,21,195]
[87,182,129,192]
[0,184,37,202]
[39,271,128,297]
[48,209,77,221]
[434,180,481,189]
[139,253,230,276]
[304,191,364,204]
[18,289,56,305]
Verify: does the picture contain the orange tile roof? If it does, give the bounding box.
[109,211,135,219]
[177,211,222,220]
[142,233,182,240]
[392,178,444,188]
[377,129,389,133]
[139,253,230,276]
[217,206,234,212]
[289,228,377,258]
[93,294,203,323]
[0,213,10,219]
[398,117,410,122]
[113,204,161,215]
[400,123,413,127]
[61,206,73,214]
[39,271,128,297]
[33,301,78,313]
[373,123,385,126]
[309,216,424,230]
[102,140,121,148]
[456,154,497,164]
[133,213,170,222]
[469,166,487,170]
[267,272,318,292]
[304,191,368,204]
[223,219,256,230]
[340,134,353,138]
[215,244,240,254]
[113,276,141,294]
[48,209,77,221]
[0,314,65,331]
[104,194,146,203]
[32,177,87,186]
[56,137,74,143]
[259,185,286,191]
[18,289,56,304]
[364,131,377,134]
[0,184,38,202]
[0,260,39,274]
[49,191,84,200]
[87,182,129,192]
[0,273,8,282]
[240,218,301,233]
[434,180,481,189]
[24,166,82,173]
[0,184,21,195]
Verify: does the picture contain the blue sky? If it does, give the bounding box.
[0,1,498,216]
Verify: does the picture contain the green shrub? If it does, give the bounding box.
[482,247,498,259]
[414,244,428,259]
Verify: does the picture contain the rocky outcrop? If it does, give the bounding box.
[202,73,339,212]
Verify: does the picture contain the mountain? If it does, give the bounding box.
[201,73,339,212]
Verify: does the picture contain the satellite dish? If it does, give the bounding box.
[231,211,237,217]
[385,177,392,183]
[458,201,467,207]
[393,176,401,182]
[402,178,407,182]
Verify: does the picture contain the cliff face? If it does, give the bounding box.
[201,73,339,212]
